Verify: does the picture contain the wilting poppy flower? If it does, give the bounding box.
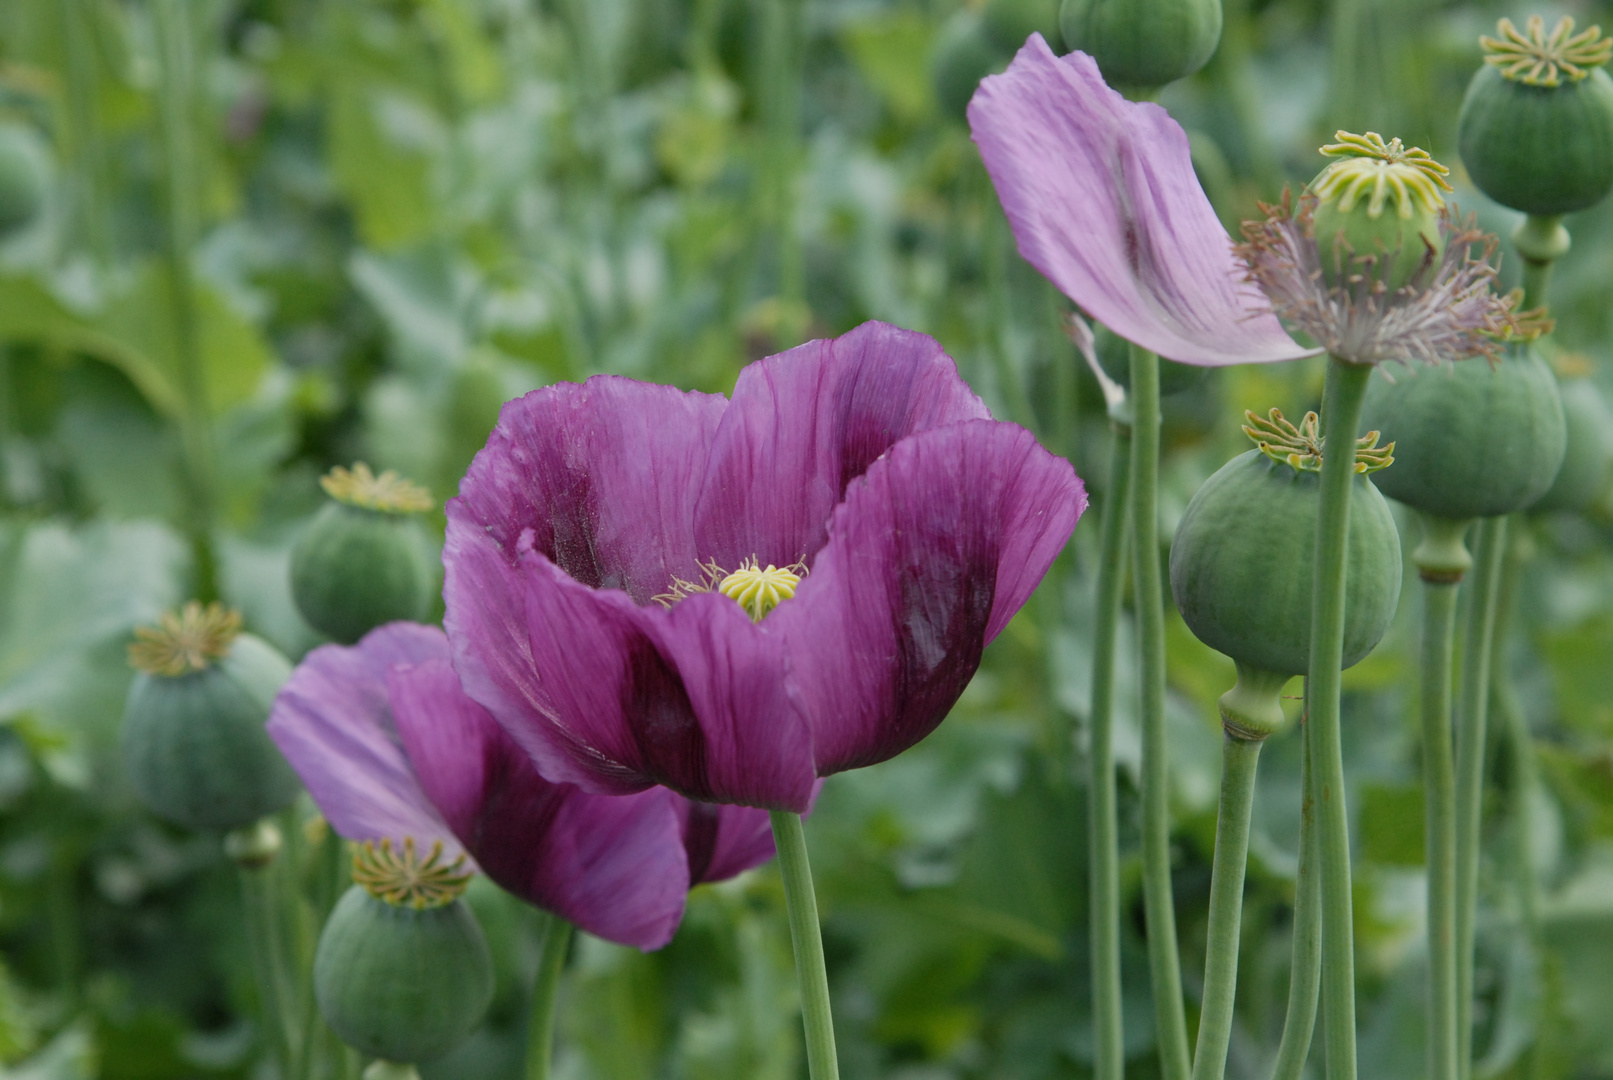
[968,35,1317,367]
[267,622,776,950]
[443,321,1085,813]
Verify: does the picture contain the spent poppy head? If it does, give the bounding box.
[267,622,776,950]
[443,321,1086,813]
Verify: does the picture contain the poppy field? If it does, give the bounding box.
[6,0,1613,1078]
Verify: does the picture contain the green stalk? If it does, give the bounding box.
[228,822,294,1078]
[770,811,840,1080]
[1090,419,1132,1080]
[1512,215,1567,312]
[1308,356,1373,1080]
[1455,516,1506,1080]
[1129,344,1190,1080]
[1269,718,1322,1080]
[525,916,574,1080]
[1191,735,1264,1080]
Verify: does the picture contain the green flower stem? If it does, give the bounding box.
[1455,516,1506,1080]
[1308,356,1373,1080]
[525,916,574,1080]
[229,824,294,1079]
[1513,215,1568,312]
[1090,418,1133,1080]
[1416,558,1462,1080]
[1491,530,1539,935]
[1191,734,1265,1080]
[1129,344,1191,1080]
[1270,719,1322,1080]
[770,810,840,1080]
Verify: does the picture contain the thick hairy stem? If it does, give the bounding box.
[1130,344,1191,1080]
[1192,735,1265,1080]
[1270,716,1322,1080]
[526,917,574,1080]
[1090,420,1132,1080]
[770,811,840,1080]
[1307,357,1372,1080]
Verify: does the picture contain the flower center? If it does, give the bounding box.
[321,462,434,513]
[717,559,803,622]
[1244,408,1393,475]
[352,837,473,909]
[1311,131,1451,220]
[1483,15,1612,88]
[128,601,242,676]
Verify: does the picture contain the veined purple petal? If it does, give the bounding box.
[694,322,990,570]
[267,623,463,861]
[773,420,1085,774]
[389,658,694,950]
[968,36,1316,367]
[677,801,780,885]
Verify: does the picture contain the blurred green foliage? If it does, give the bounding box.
[5,0,1613,1077]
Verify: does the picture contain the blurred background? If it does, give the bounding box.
[4,0,1613,1077]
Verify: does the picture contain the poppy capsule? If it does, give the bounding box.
[1059,0,1222,92]
[1170,411,1402,738]
[291,464,436,644]
[1307,132,1451,293]
[122,604,300,831]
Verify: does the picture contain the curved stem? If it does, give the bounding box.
[1191,735,1264,1080]
[770,811,839,1080]
[525,916,573,1080]
[1090,420,1133,1080]
[1270,717,1322,1080]
[1455,516,1506,1080]
[1418,572,1461,1080]
[1130,344,1191,1080]
[1308,356,1372,1080]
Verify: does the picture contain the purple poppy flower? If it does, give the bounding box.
[442,321,1085,813]
[967,35,1317,367]
[266,622,776,950]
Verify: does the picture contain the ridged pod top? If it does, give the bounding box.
[128,602,243,676]
[352,838,473,909]
[1482,16,1612,88]
[321,463,433,514]
[1243,408,1394,476]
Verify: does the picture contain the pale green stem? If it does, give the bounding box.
[1308,356,1372,1080]
[1090,419,1132,1080]
[1129,344,1191,1080]
[1513,215,1568,312]
[525,917,574,1080]
[1270,714,1322,1080]
[1455,516,1506,1080]
[1417,564,1462,1080]
[229,824,294,1078]
[770,811,840,1080]
[1191,735,1265,1080]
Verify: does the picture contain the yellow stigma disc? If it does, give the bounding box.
[128,601,243,676]
[716,559,804,622]
[1312,131,1452,219]
[320,463,433,514]
[351,837,473,909]
[1482,16,1612,88]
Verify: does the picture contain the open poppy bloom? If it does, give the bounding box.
[267,622,776,950]
[443,321,1085,813]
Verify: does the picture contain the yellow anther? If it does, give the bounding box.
[716,559,804,622]
[1313,131,1452,219]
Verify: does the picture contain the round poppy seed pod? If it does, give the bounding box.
[315,842,493,1064]
[291,464,436,644]
[1457,17,1613,216]
[1533,368,1613,513]
[1091,323,1209,397]
[122,603,301,831]
[1360,347,1566,521]
[1170,410,1402,737]
[1308,132,1452,293]
[932,12,1010,123]
[1059,0,1222,91]
[0,124,45,239]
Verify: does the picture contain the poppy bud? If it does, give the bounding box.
[0,124,46,239]
[122,603,301,831]
[1360,347,1566,523]
[1059,0,1222,92]
[1308,132,1451,293]
[1458,17,1613,216]
[314,841,493,1064]
[1170,410,1401,737]
[290,464,436,644]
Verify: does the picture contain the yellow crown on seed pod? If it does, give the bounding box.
[1482,16,1613,88]
[320,463,434,513]
[128,601,243,676]
[1244,409,1394,475]
[352,838,473,909]
[1312,132,1452,219]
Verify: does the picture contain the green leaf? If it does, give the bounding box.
[839,13,938,123]
[328,84,440,251]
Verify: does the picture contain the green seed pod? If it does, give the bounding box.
[1059,0,1222,92]
[932,11,1010,124]
[1308,132,1451,292]
[315,842,492,1064]
[122,603,300,831]
[1457,17,1613,216]
[1360,347,1566,520]
[0,124,46,239]
[1090,322,1210,397]
[290,464,436,644]
[982,0,1062,54]
[1171,411,1402,737]
[1533,365,1613,513]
